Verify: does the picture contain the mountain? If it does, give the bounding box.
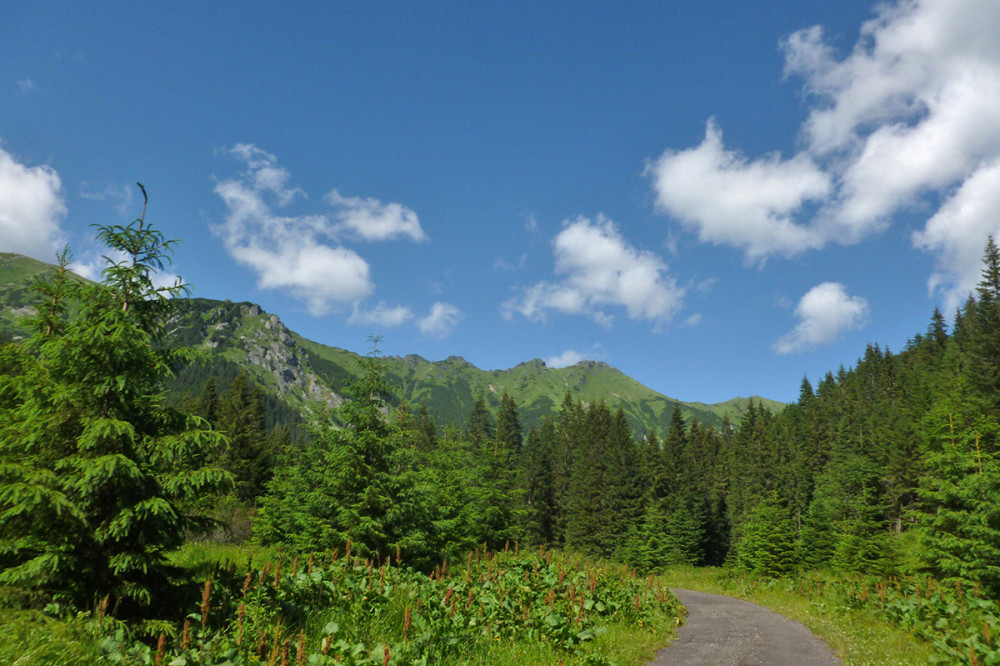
[0,253,85,341]
[0,252,784,433]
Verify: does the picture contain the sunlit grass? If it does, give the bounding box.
[0,609,104,666]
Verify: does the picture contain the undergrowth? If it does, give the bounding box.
[2,544,682,665]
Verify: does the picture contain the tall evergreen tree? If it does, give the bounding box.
[599,407,644,557]
[464,395,494,449]
[970,236,1000,404]
[549,392,583,547]
[0,192,231,610]
[519,418,555,546]
[565,402,612,555]
[734,494,797,577]
[917,393,1000,596]
[494,390,523,466]
[413,401,439,452]
[255,338,434,567]
[215,372,274,504]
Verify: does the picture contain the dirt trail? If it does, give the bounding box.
[649,588,842,665]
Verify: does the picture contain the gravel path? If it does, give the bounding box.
[649,588,842,665]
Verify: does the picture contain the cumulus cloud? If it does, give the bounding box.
[648,120,831,261]
[418,302,462,338]
[545,349,586,368]
[214,144,425,316]
[503,216,684,327]
[912,163,1000,313]
[326,189,425,242]
[650,0,1000,303]
[348,302,414,328]
[0,146,66,260]
[774,282,870,354]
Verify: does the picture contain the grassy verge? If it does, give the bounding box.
[660,567,936,666]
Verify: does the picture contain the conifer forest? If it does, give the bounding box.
[4,201,1000,663]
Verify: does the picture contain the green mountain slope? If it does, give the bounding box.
[0,252,96,342]
[293,334,782,432]
[0,253,784,433]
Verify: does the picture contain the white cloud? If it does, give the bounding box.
[650,0,1000,297]
[69,258,101,282]
[228,143,304,206]
[648,120,832,261]
[348,302,414,328]
[214,144,430,314]
[774,282,870,354]
[418,302,462,338]
[546,349,586,368]
[503,216,684,327]
[326,189,425,242]
[215,144,428,316]
[17,79,35,92]
[0,146,66,260]
[913,161,1000,313]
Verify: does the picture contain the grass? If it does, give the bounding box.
[660,566,937,666]
[0,607,104,666]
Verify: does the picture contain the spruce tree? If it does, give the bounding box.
[215,372,274,504]
[494,390,523,466]
[0,189,231,610]
[734,495,797,577]
[255,338,434,567]
[550,392,582,546]
[464,395,494,448]
[970,236,1000,404]
[519,418,555,545]
[413,401,438,451]
[917,394,1000,596]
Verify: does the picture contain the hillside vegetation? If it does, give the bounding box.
[0,251,782,435]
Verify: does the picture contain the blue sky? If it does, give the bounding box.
[4,1,1000,404]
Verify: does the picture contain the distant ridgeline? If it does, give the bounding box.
[0,251,781,436]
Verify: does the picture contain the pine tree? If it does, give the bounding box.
[0,189,231,611]
[599,407,644,557]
